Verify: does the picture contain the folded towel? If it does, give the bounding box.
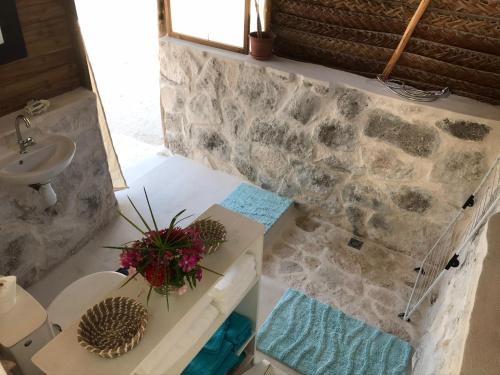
[150,304,220,374]
[203,319,229,354]
[214,352,246,375]
[213,254,255,291]
[182,340,234,375]
[226,312,252,348]
[210,254,257,314]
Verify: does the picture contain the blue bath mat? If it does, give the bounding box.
[257,289,412,375]
[221,183,293,232]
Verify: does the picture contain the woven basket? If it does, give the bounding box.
[77,297,148,359]
[189,218,227,254]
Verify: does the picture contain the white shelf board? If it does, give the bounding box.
[236,332,256,356]
[167,277,259,374]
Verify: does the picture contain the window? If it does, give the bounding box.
[165,0,269,53]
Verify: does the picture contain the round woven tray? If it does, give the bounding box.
[77,297,148,359]
[189,218,227,254]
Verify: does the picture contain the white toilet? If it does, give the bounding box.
[0,271,126,375]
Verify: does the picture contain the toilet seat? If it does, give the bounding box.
[47,271,126,333]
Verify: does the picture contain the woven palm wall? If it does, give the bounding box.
[270,0,500,104]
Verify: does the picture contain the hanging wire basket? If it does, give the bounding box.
[377,75,450,102]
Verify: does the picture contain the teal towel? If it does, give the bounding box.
[226,312,252,348]
[182,340,234,375]
[184,312,253,375]
[221,183,293,232]
[257,289,412,375]
[203,320,229,354]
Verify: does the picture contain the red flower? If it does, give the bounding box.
[145,264,165,287]
[118,215,206,293]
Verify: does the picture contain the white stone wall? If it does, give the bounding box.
[0,89,117,287]
[412,205,499,374]
[159,38,500,259]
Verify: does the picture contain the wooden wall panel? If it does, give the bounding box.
[0,0,87,116]
[271,0,500,104]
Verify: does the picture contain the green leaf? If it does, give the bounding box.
[119,211,147,235]
[120,271,140,288]
[102,245,132,251]
[169,209,186,230]
[127,196,152,232]
[146,285,153,305]
[191,274,197,288]
[143,187,159,232]
[200,265,224,277]
[175,214,194,226]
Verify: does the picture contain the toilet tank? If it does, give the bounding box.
[0,286,53,375]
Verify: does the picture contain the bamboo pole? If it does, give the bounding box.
[382,0,432,80]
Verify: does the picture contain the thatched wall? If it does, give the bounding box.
[271,0,500,104]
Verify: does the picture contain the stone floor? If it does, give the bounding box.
[263,212,422,345]
[27,156,424,373]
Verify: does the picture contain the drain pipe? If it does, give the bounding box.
[29,183,57,208]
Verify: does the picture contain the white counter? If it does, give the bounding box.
[32,204,264,375]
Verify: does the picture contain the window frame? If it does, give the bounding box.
[164,0,251,54]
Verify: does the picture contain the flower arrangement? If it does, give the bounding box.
[107,189,222,307]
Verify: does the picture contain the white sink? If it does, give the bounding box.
[0,134,76,185]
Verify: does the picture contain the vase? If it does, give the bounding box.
[154,284,188,296]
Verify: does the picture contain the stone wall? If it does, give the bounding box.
[0,89,117,286]
[412,205,499,374]
[159,38,500,259]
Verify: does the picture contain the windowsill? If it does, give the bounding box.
[161,36,500,122]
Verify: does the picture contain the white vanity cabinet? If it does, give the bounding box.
[32,205,265,375]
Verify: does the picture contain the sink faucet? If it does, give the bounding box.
[15,114,35,154]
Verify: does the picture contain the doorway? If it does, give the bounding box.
[74,0,165,180]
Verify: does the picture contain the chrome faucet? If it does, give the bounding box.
[15,115,35,154]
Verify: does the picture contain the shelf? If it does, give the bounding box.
[236,332,256,356]
[167,277,259,374]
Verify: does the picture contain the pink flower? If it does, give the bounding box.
[120,250,141,268]
[179,255,198,272]
[196,268,203,282]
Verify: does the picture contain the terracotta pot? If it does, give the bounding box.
[249,31,275,61]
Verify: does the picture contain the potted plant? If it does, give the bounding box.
[249,0,275,60]
[107,188,223,308]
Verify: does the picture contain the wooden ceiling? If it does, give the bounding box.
[271,0,500,104]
